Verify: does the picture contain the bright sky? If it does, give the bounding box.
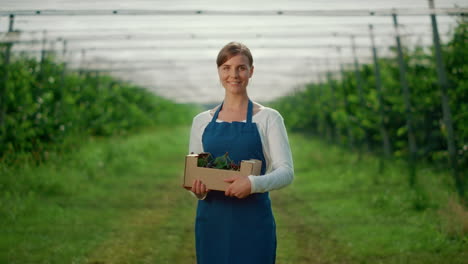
[0,0,466,103]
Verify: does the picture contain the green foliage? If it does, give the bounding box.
[272,20,468,172]
[196,152,240,170]
[0,53,197,163]
[197,152,213,167]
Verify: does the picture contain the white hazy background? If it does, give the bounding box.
[0,0,466,103]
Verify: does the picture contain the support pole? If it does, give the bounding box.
[0,14,14,142]
[311,61,321,136]
[319,59,333,143]
[428,0,464,197]
[351,35,371,158]
[61,40,67,91]
[40,30,47,64]
[369,24,392,174]
[325,57,340,145]
[336,46,355,151]
[39,30,47,81]
[58,40,67,117]
[79,49,86,76]
[393,13,418,187]
[317,67,328,140]
[8,14,14,32]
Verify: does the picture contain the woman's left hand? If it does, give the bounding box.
[224,176,251,199]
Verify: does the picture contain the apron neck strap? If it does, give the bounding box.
[211,102,223,122]
[211,99,253,123]
[246,99,253,123]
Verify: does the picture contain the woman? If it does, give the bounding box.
[188,41,294,264]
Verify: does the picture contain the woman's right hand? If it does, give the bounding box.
[191,179,210,198]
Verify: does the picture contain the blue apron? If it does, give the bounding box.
[195,100,276,264]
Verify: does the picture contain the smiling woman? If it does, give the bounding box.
[217,51,253,96]
[187,41,294,264]
[216,42,255,115]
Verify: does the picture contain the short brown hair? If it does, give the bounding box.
[216,41,253,67]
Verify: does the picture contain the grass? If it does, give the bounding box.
[0,126,195,264]
[281,132,468,264]
[0,126,466,263]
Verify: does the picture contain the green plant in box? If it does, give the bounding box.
[197,152,213,167]
[197,152,240,171]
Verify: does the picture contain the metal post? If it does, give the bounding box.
[336,46,355,151]
[317,68,328,139]
[319,59,333,143]
[58,40,67,117]
[393,13,418,186]
[39,30,47,81]
[369,24,392,174]
[428,0,463,197]
[351,35,371,157]
[40,30,47,64]
[310,61,320,136]
[95,71,100,91]
[8,14,14,32]
[0,14,14,141]
[61,40,67,90]
[79,49,86,76]
[325,56,340,145]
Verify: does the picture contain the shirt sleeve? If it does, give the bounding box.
[189,115,204,155]
[188,113,208,200]
[248,113,294,193]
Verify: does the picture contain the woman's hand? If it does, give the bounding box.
[191,179,210,198]
[224,176,251,199]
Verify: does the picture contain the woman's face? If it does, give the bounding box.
[218,54,254,95]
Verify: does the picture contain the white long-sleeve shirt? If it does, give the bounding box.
[188,105,294,195]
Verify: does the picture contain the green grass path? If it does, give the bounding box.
[1,126,466,263]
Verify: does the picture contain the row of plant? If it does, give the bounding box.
[272,20,467,188]
[0,52,196,164]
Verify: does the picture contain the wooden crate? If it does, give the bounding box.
[183,154,262,191]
